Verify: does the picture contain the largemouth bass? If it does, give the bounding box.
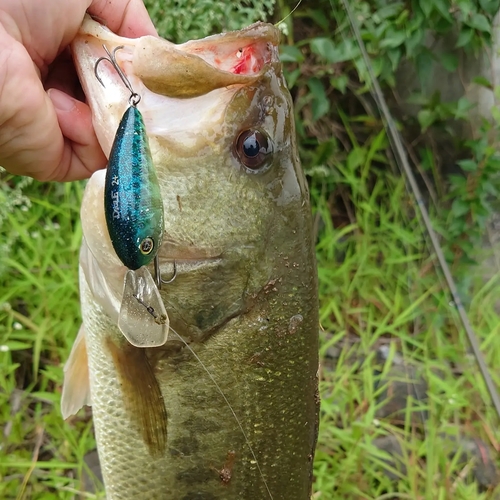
[63,15,319,499]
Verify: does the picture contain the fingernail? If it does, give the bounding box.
[48,88,76,112]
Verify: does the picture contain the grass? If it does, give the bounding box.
[311,163,500,498]
[1,3,500,500]
[0,180,98,499]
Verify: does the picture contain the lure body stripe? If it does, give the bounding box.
[104,106,164,270]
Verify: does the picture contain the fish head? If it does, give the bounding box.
[74,16,314,343]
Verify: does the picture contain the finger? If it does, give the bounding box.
[45,48,85,102]
[89,0,158,38]
[0,26,66,181]
[0,26,105,182]
[47,89,107,181]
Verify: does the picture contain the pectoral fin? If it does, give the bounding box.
[106,338,168,458]
[61,325,91,419]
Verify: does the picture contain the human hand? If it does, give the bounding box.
[0,0,157,181]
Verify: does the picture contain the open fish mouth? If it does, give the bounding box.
[73,15,282,158]
[81,13,279,79]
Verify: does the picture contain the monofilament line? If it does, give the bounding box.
[169,326,273,499]
[337,0,500,420]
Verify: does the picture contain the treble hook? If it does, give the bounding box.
[94,45,141,107]
[154,255,177,290]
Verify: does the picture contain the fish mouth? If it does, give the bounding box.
[72,16,282,157]
[158,239,222,259]
[74,16,279,98]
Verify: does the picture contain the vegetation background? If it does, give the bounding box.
[1,0,500,498]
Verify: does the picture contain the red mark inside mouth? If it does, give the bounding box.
[232,45,266,74]
[188,35,276,76]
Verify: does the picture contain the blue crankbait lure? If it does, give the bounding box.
[95,45,169,348]
[95,46,164,270]
[105,103,163,270]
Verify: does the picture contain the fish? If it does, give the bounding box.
[63,15,319,499]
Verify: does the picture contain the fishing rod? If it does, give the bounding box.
[336,0,500,420]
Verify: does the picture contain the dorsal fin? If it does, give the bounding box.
[61,325,91,419]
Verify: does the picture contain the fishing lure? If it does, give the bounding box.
[95,45,169,348]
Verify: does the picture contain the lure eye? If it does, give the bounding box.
[235,129,272,171]
[139,237,154,255]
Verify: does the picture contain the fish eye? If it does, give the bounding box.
[139,237,154,255]
[235,129,272,172]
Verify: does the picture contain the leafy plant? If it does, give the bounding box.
[143,0,276,42]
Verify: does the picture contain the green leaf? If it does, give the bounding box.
[472,76,493,89]
[432,0,452,21]
[457,159,477,171]
[457,0,474,17]
[417,109,435,131]
[440,52,458,72]
[321,38,360,64]
[307,8,330,31]
[347,147,365,171]
[331,74,348,94]
[285,68,301,89]
[483,182,499,196]
[405,29,424,56]
[451,198,470,217]
[375,4,404,20]
[307,78,330,121]
[419,0,433,17]
[2,340,31,351]
[456,28,474,48]
[466,13,490,33]
[449,174,467,188]
[406,93,431,106]
[310,37,336,63]
[379,30,406,48]
[491,106,500,125]
[479,0,500,15]
[280,45,304,63]
[454,97,474,119]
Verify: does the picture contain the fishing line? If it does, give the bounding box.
[168,326,274,500]
[334,0,500,420]
[274,0,303,28]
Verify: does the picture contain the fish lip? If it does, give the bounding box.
[158,241,223,262]
[158,256,223,276]
[158,245,223,273]
[161,256,222,263]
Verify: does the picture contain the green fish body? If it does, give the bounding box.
[64,16,319,500]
